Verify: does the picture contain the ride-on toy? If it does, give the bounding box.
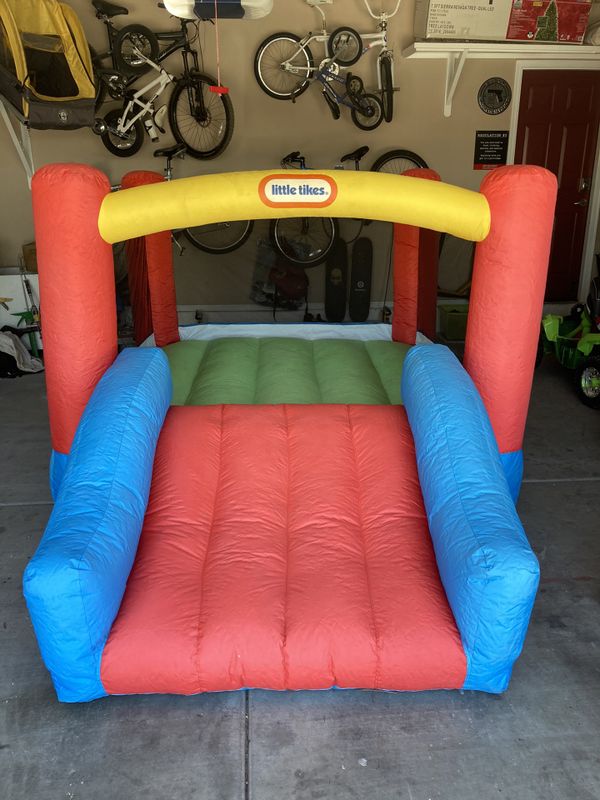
[540,277,600,408]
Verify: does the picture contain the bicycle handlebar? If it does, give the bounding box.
[362,0,402,20]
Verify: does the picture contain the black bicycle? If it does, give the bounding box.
[92,0,233,159]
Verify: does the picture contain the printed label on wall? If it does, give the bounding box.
[474,130,509,170]
[259,174,338,208]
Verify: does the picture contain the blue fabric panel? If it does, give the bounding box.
[23,348,171,703]
[195,0,245,18]
[402,345,540,694]
[500,450,524,503]
[49,450,69,500]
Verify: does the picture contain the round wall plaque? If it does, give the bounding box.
[478,78,512,115]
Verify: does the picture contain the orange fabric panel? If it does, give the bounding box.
[121,171,179,347]
[418,228,440,341]
[125,236,152,346]
[464,165,558,453]
[31,164,116,455]
[101,404,467,694]
[392,169,441,343]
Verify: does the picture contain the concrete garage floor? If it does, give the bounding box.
[1,357,599,800]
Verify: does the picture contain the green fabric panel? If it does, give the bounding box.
[186,338,260,405]
[163,340,209,405]
[364,340,411,404]
[163,338,410,406]
[312,340,390,404]
[253,339,322,404]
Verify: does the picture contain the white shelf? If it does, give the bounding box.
[402,41,600,116]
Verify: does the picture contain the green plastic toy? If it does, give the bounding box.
[539,277,600,409]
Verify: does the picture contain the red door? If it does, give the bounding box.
[514,70,600,300]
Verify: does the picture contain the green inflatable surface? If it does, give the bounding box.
[163,338,411,406]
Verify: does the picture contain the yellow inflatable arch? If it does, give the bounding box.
[98,170,491,245]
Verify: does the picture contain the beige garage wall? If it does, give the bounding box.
[0,0,516,309]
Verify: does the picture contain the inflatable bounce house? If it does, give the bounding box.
[23,162,557,703]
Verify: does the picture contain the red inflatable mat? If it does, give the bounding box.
[101,405,466,694]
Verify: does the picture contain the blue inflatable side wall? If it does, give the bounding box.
[402,345,540,694]
[49,450,68,499]
[500,450,524,502]
[23,348,171,702]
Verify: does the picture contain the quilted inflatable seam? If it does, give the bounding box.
[184,342,211,406]
[194,404,225,691]
[281,405,291,687]
[346,405,380,688]
[364,344,393,405]
[75,349,164,662]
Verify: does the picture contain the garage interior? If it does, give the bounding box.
[1,0,599,798]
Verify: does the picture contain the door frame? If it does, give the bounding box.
[507,60,600,301]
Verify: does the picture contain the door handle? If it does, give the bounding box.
[574,199,588,206]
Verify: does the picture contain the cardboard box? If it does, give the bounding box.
[415,0,513,41]
[21,241,37,273]
[507,0,591,43]
[415,0,591,42]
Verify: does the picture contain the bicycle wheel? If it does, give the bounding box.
[169,73,234,160]
[114,24,159,75]
[350,93,384,132]
[379,53,394,123]
[88,45,107,110]
[271,217,338,267]
[327,27,362,67]
[184,220,254,254]
[371,149,428,174]
[254,33,314,100]
[100,108,145,157]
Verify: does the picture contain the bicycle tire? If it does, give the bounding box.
[114,24,159,75]
[100,108,145,157]
[254,33,314,100]
[327,27,363,67]
[271,217,338,267]
[184,220,254,254]
[169,73,234,160]
[371,149,428,174]
[350,93,384,132]
[379,53,394,123]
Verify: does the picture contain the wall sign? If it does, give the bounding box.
[259,174,338,208]
[474,130,509,171]
[478,78,512,115]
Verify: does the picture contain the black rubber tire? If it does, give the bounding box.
[371,149,428,174]
[574,357,600,409]
[327,27,363,67]
[169,73,234,160]
[351,93,384,132]
[114,24,159,75]
[271,217,339,267]
[254,33,314,100]
[379,54,394,123]
[184,220,254,254]
[100,108,145,157]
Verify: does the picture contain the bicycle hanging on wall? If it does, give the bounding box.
[254,0,401,129]
[91,0,233,158]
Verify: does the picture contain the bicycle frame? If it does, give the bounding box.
[282,0,399,95]
[116,53,175,135]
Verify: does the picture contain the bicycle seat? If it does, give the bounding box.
[282,151,302,163]
[154,143,187,159]
[92,0,129,18]
[341,146,370,164]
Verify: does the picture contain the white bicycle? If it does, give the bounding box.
[254,0,401,127]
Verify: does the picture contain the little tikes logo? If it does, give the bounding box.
[259,174,337,208]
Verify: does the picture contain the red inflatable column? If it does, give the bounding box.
[464,165,557,454]
[121,171,179,348]
[32,164,117,456]
[392,169,441,344]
